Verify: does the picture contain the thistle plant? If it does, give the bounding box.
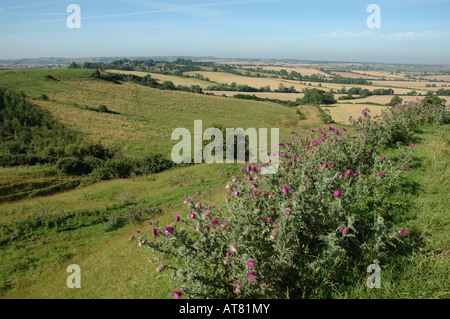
[141,100,447,298]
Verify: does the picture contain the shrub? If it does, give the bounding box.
[56,157,91,174]
[104,215,125,232]
[143,129,412,298]
[126,204,160,225]
[97,105,109,113]
[142,100,448,299]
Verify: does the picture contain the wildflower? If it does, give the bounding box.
[263,217,271,222]
[400,229,408,236]
[282,186,288,195]
[353,172,358,177]
[270,233,277,241]
[306,178,312,183]
[136,229,140,234]
[211,218,218,227]
[312,140,318,146]
[322,162,328,168]
[345,169,352,175]
[379,172,385,178]
[148,221,152,226]
[247,175,252,181]
[247,272,255,280]
[234,191,239,196]
[175,215,181,222]
[247,260,255,268]
[152,228,158,238]
[189,211,195,219]
[172,290,182,299]
[406,167,410,171]
[343,228,349,236]
[410,143,415,148]
[333,189,341,197]
[381,155,386,160]
[285,210,291,216]
[164,226,173,236]
[253,190,259,197]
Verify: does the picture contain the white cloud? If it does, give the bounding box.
[311,30,375,39]
[311,30,449,41]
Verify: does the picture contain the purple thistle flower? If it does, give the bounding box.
[285,210,291,216]
[380,172,385,178]
[175,215,181,222]
[172,290,182,299]
[152,228,158,238]
[164,226,173,236]
[343,228,349,236]
[333,189,341,197]
[282,186,288,195]
[312,140,318,146]
[247,272,255,280]
[400,229,408,236]
[247,260,255,268]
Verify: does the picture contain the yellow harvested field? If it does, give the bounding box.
[370,80,448,92]
[332,71,376,80]
[105,69,212,88]
[205,91,304,101]
[322,103,387,124]
[350,70,408,79]
[422,75,450,81]
[258,66,331,77]
[342,95,425,105]
[184,71,314,92]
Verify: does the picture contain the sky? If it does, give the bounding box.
[0,0,449,64]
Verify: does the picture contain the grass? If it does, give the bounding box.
[2,126,447,299]
[0,69,300,158]
[0,162,240,298]
[0,165,80,204]
[0,66,448,299]
[330,125,450,298]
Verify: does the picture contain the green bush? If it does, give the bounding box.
[56,157,92,174]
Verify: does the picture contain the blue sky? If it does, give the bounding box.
[1,0,449,64]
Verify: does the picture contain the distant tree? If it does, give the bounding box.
[298,88,336,105]
[162,81,175,90]
[92,69,101,78]
[388,95,403,106]
[68,62,80,69]
[423,96,446,106]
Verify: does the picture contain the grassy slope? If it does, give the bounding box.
[0,162,240,298]
[0,69,302,158]
[2,125,448,299]
[338,125,450,299]
[0,68,447,299]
